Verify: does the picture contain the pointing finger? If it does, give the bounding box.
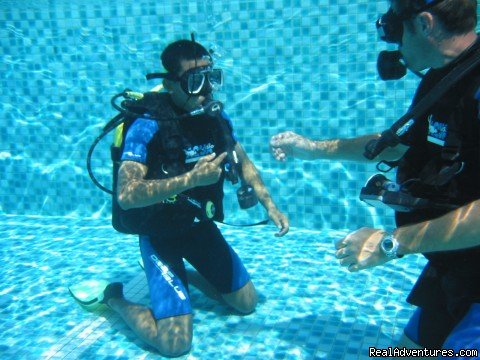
[211,152,227,165]
[197,152,216,164]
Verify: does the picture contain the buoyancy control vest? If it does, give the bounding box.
[111,92,233,236]
[394,54,480,269]
[360,39,480,217]
[395,62,480,223]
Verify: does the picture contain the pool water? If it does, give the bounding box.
[0,214,426,359]
[3,0,467,358]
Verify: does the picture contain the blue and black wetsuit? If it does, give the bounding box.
[120,95,250,320]
[396,40,480,351]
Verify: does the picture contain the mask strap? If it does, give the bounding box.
[191,32,197,70]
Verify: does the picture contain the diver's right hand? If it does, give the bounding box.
[270,131,316,161]
[190,152,228,187]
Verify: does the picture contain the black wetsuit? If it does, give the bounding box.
[396,39,480,348]
[119,94,251,320]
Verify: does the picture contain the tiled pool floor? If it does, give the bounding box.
[0,215,426,359]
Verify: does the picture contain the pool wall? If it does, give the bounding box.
[3,0,474,230]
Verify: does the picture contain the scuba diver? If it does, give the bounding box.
[270,0,480,356]
[88,38,289,357]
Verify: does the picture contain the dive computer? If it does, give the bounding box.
[380,233,401,259]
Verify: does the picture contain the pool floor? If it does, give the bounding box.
[0,214,426,359]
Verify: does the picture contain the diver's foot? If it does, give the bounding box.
[100,282,124,306]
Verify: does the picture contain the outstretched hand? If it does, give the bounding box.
[270,131,315,161]
[191,152,227,187]
[334,227,392,272]
[267,207,289,237]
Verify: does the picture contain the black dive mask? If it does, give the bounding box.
[179,65,223,96]
[375,0,445,80]
[376,8,405,45]
[376,0,445,44]
[146,65,223,96]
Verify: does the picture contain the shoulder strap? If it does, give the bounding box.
[365,46,480,160]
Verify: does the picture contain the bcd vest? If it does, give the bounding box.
[111,92,233,236]
[395,60,480,268]
[396,66,480,218]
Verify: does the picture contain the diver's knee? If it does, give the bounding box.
[153,334,192,358]
[223,281,258,314]
[235,294,258,314]
[153,315,193,357]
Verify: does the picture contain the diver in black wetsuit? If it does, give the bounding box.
[271,0,480,355]
[102,39,289,357]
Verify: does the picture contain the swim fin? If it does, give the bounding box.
[68,279,110,309]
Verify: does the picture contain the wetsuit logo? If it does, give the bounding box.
[184,143,214,163]
[150,255,187,300]
[427,115,447,146]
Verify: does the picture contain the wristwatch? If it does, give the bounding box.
[380,233,401,259]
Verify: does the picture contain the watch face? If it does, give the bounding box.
[383,238,393,251]
[381,235,399,259]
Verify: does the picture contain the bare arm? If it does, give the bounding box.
[117,152,227,210]
[235,142,289,236]
[395,199,480,255]
[270,131,407,162]
[335,200,480,272]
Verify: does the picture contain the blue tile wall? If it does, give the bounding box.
[1,0,478,230]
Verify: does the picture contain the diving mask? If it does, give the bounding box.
[376,8,405,45]
[375,0,445,80]
[146,65,223,96]
[180,65,223,95]
[376,0,445,45]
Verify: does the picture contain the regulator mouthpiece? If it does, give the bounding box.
[377,50,407,80]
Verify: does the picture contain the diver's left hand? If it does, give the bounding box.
[268,208,289,237]
[334,227,392,272]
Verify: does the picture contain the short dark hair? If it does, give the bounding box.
[161,40,211,75]
[393,0,477,34]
